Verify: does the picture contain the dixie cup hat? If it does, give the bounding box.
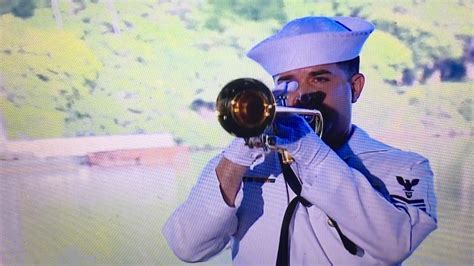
[247,16,375,76]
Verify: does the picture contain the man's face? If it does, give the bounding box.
[274,63,363,148]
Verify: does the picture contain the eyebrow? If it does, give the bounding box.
[275,69,333,83]
[309,70,333,76]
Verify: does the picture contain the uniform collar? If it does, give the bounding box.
[335,125,392,160]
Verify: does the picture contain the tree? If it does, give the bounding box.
[208,0,286,23]
[438,58,466,82]
[12,0,36,19]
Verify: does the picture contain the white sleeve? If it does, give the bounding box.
[162,154,244,262]
[298,145,437,264]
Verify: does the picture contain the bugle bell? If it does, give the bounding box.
[216,78,323,146]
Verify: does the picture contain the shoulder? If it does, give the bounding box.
[381,149,436,217]
[353,133,436,216]
[350,126,429,170]
[349,127,433,184]
[374,148,429,170]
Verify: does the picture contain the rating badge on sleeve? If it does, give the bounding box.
[396,176,419,198]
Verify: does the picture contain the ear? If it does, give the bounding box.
[350,73,365,103]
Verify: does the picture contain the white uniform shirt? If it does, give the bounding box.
[163,125,437,265]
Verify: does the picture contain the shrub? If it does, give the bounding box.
[208,0,286,23]
[12,0,36,19]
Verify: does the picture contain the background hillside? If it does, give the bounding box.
[0,0,472,265]
[1,0,472,144]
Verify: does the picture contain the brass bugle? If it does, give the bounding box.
[216,78,323,139]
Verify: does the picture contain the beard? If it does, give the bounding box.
[292,91,339,144]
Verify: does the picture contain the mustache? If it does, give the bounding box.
[290,92,327,130]
[293,91,326,110]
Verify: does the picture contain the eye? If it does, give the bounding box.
[312,76,329,83]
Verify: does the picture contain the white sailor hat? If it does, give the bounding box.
[247,16,375,76]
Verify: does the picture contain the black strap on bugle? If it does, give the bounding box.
[276,154,357,266]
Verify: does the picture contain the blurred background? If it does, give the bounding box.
[0,0,472,265]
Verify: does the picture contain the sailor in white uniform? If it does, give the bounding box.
[163,16,437,266]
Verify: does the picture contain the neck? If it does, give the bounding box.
[323,124,353,150]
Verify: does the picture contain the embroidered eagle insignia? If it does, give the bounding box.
[396,176,419,198]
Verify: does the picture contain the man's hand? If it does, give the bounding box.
[269,114,323,165]
[217,138,266,207]
[222,138,265,167]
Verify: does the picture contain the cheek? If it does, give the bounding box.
[320,86,352,126]
[323,87,350,111]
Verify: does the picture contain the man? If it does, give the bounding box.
[163,16,437,265]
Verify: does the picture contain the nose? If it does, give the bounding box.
[287,91,298,106]
[274,81,300,106]
[286,80,310,106]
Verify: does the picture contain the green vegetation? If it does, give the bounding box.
[11,0,36,18]
[208,0,286,23]
[0,0,471,145]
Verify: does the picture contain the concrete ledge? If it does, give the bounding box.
[87,146,189,167]
[4,134,175,158]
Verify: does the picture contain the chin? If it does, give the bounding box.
[320,127,333,144]
[321,123,333,137]
[321,124,348,148]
